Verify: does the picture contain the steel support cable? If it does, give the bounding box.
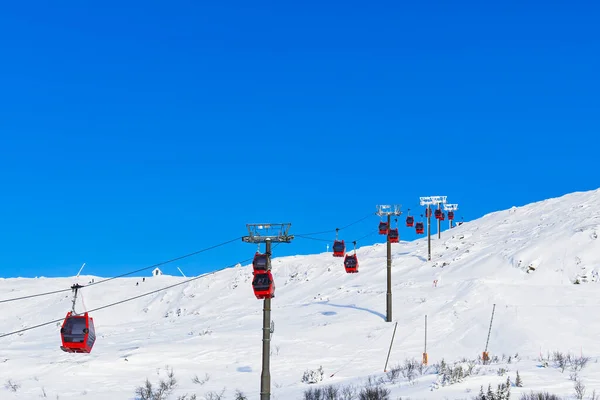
[0,243,285,339]
[0,214,371,304]
[84,236,243,288]
[0,236,243,305]
[296,229,379,245]
[0,256,255,339]
[295,212,375,236]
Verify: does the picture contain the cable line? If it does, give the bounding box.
[85,236,243,287]
[0,256,255,340]
[295,212,375,236]
[0,236,243,305]
[0,288,73,305]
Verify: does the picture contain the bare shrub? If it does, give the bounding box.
[519,392,563,400]
[234,390,248,400]
[574,379,585,400]
[192,373,210,385]
[134,367,177,400]
[340,384,357,400]
[302,366,324,384]
[400,358,421,383]
[386,364,401,383]
[358,385,390,400]
[324,385,340,400]
[205,388,225,400]
[552,351,571,373]
[304,387,324,400]
[5,379,20,392]
[572,356,589,372]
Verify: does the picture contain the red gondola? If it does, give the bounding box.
[406,216,414,227]
[252,252,269,274]
[388,228,399,243]
[434,209,442,219]
[60,284,96,354]
[440,212,446,221]
[252,271,275,299]
[344,254,359,273]
[333,240,345,257]
[425,208,432,218]
[448,211,454,221]
[60,311,96,353]
[415,222,425,234]
[378,221,389,235]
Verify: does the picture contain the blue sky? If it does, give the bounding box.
[0,1,597,278]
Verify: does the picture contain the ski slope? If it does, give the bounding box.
[1,189,600,399]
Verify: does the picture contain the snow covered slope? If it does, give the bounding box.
[1,189,600,399]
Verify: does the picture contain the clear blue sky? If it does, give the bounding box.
[0,1,597,278]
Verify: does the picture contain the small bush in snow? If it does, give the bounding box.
[304,385,342,400]
[135,367,200,400]
[340,384,357,400]
[574,379,585,400]
[515,371,523,387]
[518,392,562,400]
[204,388,225,400]
[302,366,324,384]
[572,356,589,372]
[400,358,422,382]
[385,364,401,383]
[472,378,510,400]
[4,379,20,392]
[358,385,390,400]
[234,389,248,400]
[192,373,210,385]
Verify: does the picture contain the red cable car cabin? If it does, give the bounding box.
[434,209,442,219]
[252,271,275,299]
[440,212,446,221]
[448,211,454,221]
[415,222,425,234]
[60,312,96,353]
[388,228,399,243]
[332,240,345,257]
[344,254,359,273]
[378,222,389,235]
[406,216,414,227]
[252,252,269,274]
[425,208,432,218]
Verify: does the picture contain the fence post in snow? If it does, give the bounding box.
[384,321,398,372]
[483,303,496,363]
[423,315,428,365]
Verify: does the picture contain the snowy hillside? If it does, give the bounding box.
[2,189,600,399]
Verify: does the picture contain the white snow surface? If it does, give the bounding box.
[2,189,600,399]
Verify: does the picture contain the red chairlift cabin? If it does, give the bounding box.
[60,311,96,353]
[434,209,442,220]
[406,216,414,227]
[378,221,389,235]
[448,211,454,221]
[415,222,425,234]
[344,254,359,273]
[252,252,269,274]
[252,270,275,299]
[333,240,345,257]
[388,228,399,243]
